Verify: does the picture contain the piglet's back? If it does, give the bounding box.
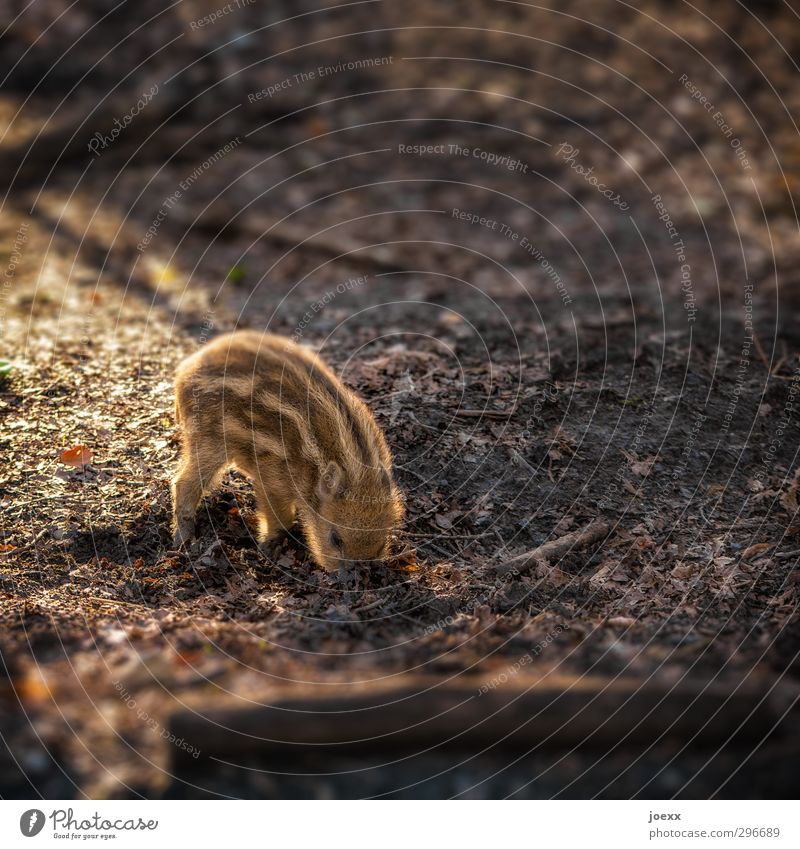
[174,331,391,483]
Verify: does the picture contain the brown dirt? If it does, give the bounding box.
[1,0,799,798]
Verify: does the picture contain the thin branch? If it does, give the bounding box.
[498,519,610,572]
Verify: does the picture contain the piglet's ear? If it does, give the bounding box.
[317,461,343,501]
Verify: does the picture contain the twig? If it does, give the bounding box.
[82,596,151,609]
[493,528,509,557]
[771,341,788,376]
[397,466,432,484]
[0,544,33,557]
[404,531,491,540]
[752,328,771,373]
[453,407,517,419]
[353,598,385,613]
[406,411,441,434]
[752,330,794,381]
[386,546,418,562]
[499,519,610,572]
[511,449,538,476]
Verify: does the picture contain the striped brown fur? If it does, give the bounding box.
[171,330,404,571]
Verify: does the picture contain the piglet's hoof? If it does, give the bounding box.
[172,520,195,549]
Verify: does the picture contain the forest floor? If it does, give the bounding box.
[1,0,799,798]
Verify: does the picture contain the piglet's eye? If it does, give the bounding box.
[330,530,343,550]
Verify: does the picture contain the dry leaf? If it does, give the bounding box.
[539,566,571,586]
[622,478,640,496]
[16,671,51,705]
[621,449,658,476]
[304,117,328,137]
[671,562,697,580]
[742,543,772,560]
[60,445,93,466]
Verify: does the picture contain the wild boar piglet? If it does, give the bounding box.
[171,331,404,571]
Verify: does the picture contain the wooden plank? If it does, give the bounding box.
[168,673,799,762]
